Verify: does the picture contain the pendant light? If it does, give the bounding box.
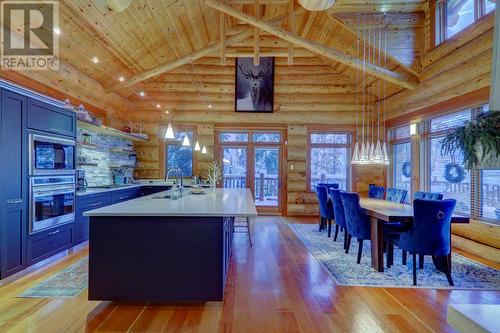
[351,7,390,166]
[194,141,201,151]
[182,134,190,146]
[201,145,207,154]
[165,123,175,140]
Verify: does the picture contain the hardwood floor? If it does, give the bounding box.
[0,216,498,332]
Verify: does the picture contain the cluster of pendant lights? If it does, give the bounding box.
[351,9,390,166]
[164,121,207,154]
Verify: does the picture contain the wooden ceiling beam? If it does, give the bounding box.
[106,7,304,91]
[206,0,417,90]
[328,14,420,78]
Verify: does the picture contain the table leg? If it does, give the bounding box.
[370,217,384,272]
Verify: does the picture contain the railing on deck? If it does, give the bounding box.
[223,174,279,202]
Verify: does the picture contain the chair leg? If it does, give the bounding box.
[356,239,363,264]
[442,255,454,286]
[387,242,394,268]
[343,230,348,250]
[333,225,339,241]
[402,250,407,265]
[246,217,253,247]
[345,235,352,254]
[319,217,323,231]
[419,254,424,269]
[412,253,417,286]
[327,219,332,237]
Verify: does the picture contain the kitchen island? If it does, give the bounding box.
[85,188,257,302]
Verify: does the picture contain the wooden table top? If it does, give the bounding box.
[359,198,470,224]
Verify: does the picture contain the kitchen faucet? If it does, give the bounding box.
[166,168,184,194]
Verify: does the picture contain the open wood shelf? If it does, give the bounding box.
[78,121,148,142]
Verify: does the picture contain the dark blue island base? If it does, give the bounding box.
[88,216,234,302]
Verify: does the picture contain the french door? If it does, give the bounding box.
[217,130,284,214]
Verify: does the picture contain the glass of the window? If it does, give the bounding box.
[220,132,249,142]
[481,170,500,222]
[310,147,348,190]
[252,132,281,143]
[310,133,348,144]
[446,0,476,38]
[430,138,470,215]
[485,0,496,14]
[393,142,411,202]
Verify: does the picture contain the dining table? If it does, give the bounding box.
[359,198,470,273]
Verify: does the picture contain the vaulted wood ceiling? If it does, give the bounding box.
[55,0,425,104]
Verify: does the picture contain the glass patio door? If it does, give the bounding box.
[254,147,280,208]
[222,147,248,189]
[218,130,283,214]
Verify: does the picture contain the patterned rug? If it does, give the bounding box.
[288,223,500,290]
[17,258,88,298]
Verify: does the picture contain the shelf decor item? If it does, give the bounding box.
[440,111,500,169]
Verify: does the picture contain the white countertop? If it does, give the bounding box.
[84,188,258,218]
[76,184,143,196]
[448,304,500,333]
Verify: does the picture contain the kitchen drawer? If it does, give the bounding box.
[27,98,76,137]
[77,192,112,210]
[111,188,140,204]
[27,224,73,265]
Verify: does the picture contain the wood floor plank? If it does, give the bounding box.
[0,216,498,333]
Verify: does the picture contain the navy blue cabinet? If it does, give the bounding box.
[27,99,76,137]
[0,89,28,278]
[74,193,112,245]
[140,186,170,196]
[111,187,140,204]
[27,223,74,266]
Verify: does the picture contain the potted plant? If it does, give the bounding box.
[441,111,500,170]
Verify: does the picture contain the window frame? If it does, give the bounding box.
[307,129,352,192]
[434,0,495,46]
[389,125,412,201]
[164,126,197,178]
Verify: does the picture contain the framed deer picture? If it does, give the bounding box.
[235,57,275,113]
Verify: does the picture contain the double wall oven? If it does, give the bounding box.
[29,132,76,234]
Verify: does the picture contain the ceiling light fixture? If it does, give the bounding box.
[164,123,175,140]
[53,27,61,35]
[118,76,125,82]
[182,134,190,146]
[201,145,207,154]
[91,56,99,64]
[194,141,201,151]
[139,91,145,97]
[208,104,212,109]
[156,104,161,108]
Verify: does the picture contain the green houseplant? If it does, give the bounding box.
[440,111,500,170]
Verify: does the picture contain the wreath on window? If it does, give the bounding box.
[402,162,411,178]
[444,163,465,183]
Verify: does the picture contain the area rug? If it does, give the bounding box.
[17,258,88,298]
[288,223,500,290]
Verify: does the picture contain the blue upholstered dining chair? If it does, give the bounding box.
[397,198,457,286]
[368,184,385,199]
[340,192,371,263]
[414,191,443,200]
[329,189,348,247]
[316,183,339,230]
[318,183,339,190]
[386,188,408,203]
[316,185,335,236]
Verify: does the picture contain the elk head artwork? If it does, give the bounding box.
[235,57,275,112]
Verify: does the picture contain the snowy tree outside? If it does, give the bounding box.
[166,131,193,177]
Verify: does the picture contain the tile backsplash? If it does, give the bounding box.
[77,128,135,187]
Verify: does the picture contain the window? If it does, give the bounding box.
[435,0,495,44]
[165,130,194,177]
[481,170,500,221]
[390,125,412,202]
[309,131,351,191]
[419,106,499,223]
